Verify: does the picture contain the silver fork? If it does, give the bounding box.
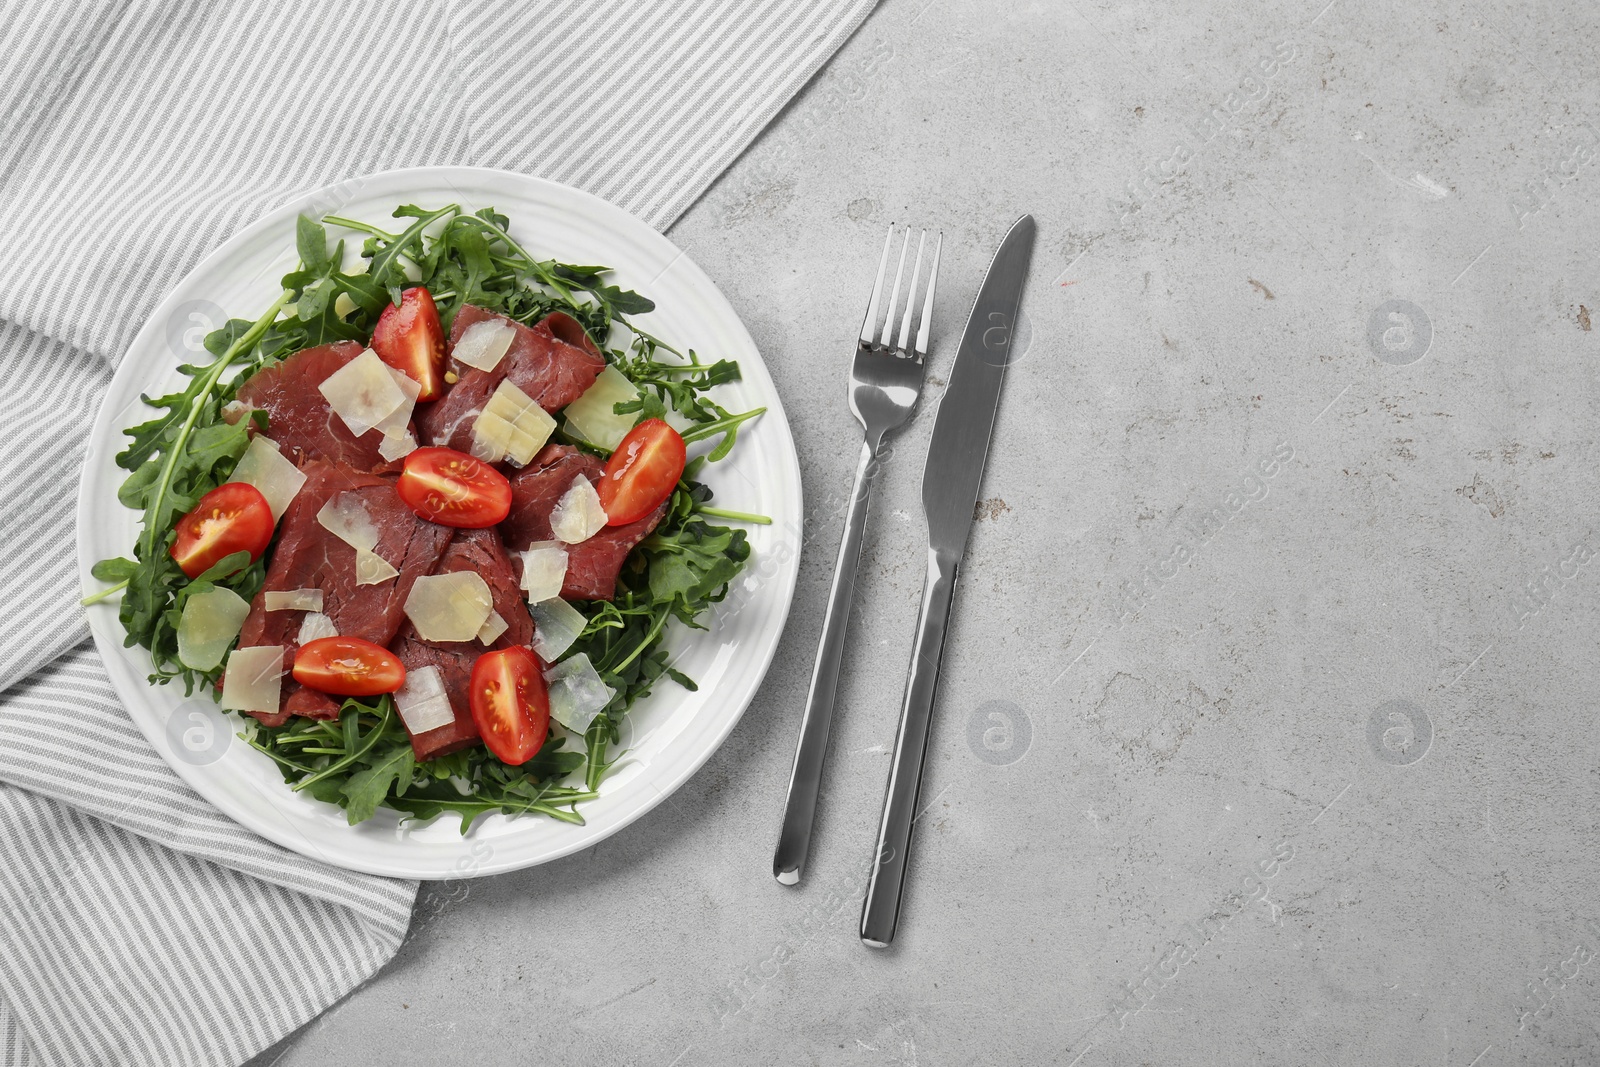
[774,225,941,886]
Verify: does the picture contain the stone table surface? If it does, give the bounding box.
[251,0,1600,1063]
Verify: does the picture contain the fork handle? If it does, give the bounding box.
[773,438,881,885]
[860,547,959,947]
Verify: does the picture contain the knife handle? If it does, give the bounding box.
[860,546,959,947]
[774,438,882,886]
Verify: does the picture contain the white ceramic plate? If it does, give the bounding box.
[76,167,802,879]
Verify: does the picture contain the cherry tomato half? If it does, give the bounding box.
[596,419,686,526]
[292,636,406,697]
[469,647,550,765]
[396,447,512,528]
[169,482,275,579]
[372,286,446,401]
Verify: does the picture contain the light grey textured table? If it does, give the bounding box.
[251,0,1600,1063]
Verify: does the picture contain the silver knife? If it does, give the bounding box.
[859,214,1036,948]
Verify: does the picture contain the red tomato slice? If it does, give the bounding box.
[596,419,686,526]
[169,482,275,579]
[292,636,406,697]
[469,647,550,765]
[371,286,446,401]
[396,447,512,528]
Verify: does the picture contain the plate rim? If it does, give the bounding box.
[75,165,802,878]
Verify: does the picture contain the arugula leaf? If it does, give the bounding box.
[296,214,332,274]
[372,204,460,301]
[647,520,749,614]
[115,460,161,510]
[91,557,137,584]
[191,550,251,584]
[342,744,414,825]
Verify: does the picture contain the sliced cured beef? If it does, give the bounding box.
[283,687,340,722]
[499,444,603,545]
[234,341,405,473]
[542,311,604,362]
[236,461,453,724]
[417,306,606,453]
[509,311,606,410]
[389,528,534,761]
[562,500,668,600]
[417,316,499,454]
[499,444,668,601]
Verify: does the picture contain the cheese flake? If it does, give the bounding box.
[219,646,286,714]
[476,610,509,646]
[377,429,418,461]
[262,589,323,612]
[404,572,494,642]
[176,586,251,671]
[317,492,379,550]
[563,365,641,450]
[229,436,306,520]
[355,549,399,586]
[452,318,517,372]
[529,596,587,661]
[519,541,569,603]
[373,364,422,441]
[470,379,556,466]
[319,348,408,437]
[549,476,607,543]
[393,665,455,734]
[545,653,615,733]
[296,612,339,644]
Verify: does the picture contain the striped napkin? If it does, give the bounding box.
[0,2,876,1064]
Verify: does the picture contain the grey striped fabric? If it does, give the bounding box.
[0,648,414,1067]
[0,0,878,366]
[0,1,877,1064]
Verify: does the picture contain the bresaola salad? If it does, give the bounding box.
[87,205,764,829]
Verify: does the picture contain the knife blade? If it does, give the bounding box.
[921,214,1036,556]
[860,215,1036,948]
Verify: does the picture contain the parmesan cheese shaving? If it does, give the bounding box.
[476,610,509,646]
[404,572,494,642]
[373,364,422,441]
[452,318,517,372]
[469,379,556,466]
[519,541,568,603]
[529,597,587,661]
[317,493,379,550]
[545,653,615,733]
[319,348,408,436]
[563,365,641,450]
[263,589,323,612]
[377,429,418,461]
[176,586,251,671]
[356,548,399,586]
[549,476,607,543]
[229,436,306,520]
[219,646,286,714]
[393,665,455,734]
[296,612,339,644]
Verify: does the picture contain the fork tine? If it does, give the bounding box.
[913,231,942,359]
[859,226,896,346]
[877,229,911,349]
[895,230,928,354]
